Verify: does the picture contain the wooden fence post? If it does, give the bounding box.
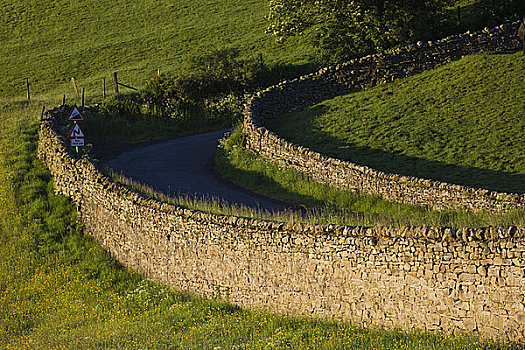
[71,77,79,98]
[25,78,30,101]
[113,72,119,94]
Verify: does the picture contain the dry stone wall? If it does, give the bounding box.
[243,22,524,213]
[39,106,525,343]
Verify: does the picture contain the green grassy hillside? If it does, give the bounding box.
[0,0,313,103]
[1,0,492,103]
[267,52,525,193]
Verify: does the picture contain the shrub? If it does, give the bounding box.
[203,93,246,126]
[267,0,455,63]
[101,48,316,126]
[99,94,142,118]
[141,75,192,119]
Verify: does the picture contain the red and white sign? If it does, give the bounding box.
[67,105,85,122]
[69,123,85,139]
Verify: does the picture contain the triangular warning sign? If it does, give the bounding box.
[68,105,85,121]
[69,123,85,139]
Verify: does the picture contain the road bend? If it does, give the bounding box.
[106,129,289,213]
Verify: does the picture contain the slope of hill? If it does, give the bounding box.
[267,52,525,193]
[0,0,313,102]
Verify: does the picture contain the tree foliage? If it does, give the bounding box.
[478,0,525,26]
[267,0,453,62]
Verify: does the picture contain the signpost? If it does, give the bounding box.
[69,123,85,139]
[67,105,86,154]
[68,105,85,122]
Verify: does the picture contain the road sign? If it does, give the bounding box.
[69,123,85,139]
[67,105,85,121]
[71,138,85,147]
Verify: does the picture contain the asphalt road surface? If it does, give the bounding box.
[106,129,288,212]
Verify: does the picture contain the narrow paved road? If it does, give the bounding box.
[106,129,288,212]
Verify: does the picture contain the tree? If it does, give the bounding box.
[267,0,452,63]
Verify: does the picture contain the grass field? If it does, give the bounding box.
[1,0,523,348]
[267,52,525,194]
[0,0,314,104]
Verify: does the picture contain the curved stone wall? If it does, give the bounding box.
[243,22,524,213]
[39,106,525,342]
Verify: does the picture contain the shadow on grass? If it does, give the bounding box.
[264,62,318,85]
[268,105,525,195]
[216,153,329,211]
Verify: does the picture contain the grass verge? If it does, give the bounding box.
[52,102,236,162]
[215,127,525,228]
